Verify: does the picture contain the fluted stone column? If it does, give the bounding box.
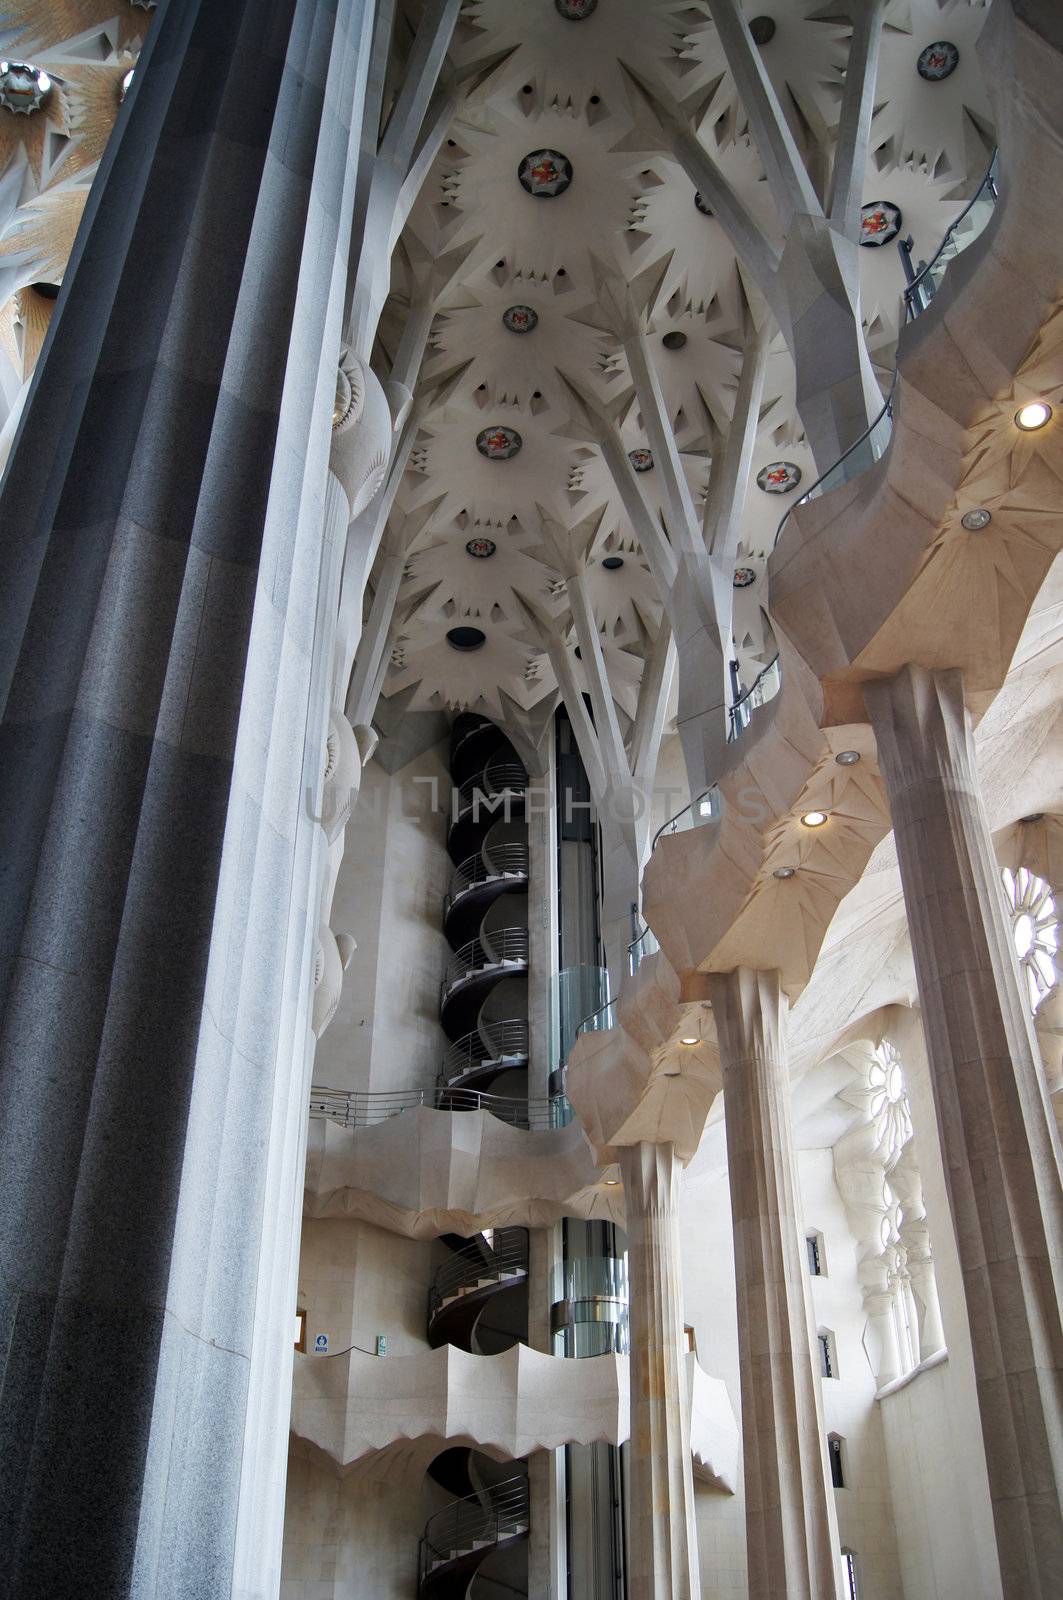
[617,1141,700,1600]
[867,665,1063,1599]
[0,2,375,1596]
[707,968,840,1600]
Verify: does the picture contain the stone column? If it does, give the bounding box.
[707,967,840,1600]
[617,1141,700,1600]
[866,665,1063,1598]
[0,2,375,1597]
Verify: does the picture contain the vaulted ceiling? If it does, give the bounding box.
[0,0,997,738]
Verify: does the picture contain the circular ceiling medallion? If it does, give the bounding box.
[465,537,497,558]
[602,555,624,570]
[476,425,523,460]
[502,304,538,334]
[733,566,757,588]
[694,191,713,216]
[917,41,959,81]
[662,330,687,350]
[756,460,802,494]
[447,626,487,652]
[518,149,573,198]
[0,61,51,114]
[556,0,598,16]
[628,448,653,472]
[859,201,903,247]
[749,16,776,46]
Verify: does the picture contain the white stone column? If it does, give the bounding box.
[707,968,841,1600]
[867,665,1063,1598]
[617,1141,700,1600]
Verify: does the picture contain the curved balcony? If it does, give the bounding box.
[418,1472,529,1598]
[443,842,529,947]
[439,927,529,1039]
[440,1017,529,1092]
[427,1227,529,1350]
[309,1083,572,1131]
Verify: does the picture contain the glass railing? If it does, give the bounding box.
[900,153,999,320]
[728,653,782,738]
[551,963,610,1065]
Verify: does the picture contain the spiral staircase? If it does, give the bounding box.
[419,713,535,1596]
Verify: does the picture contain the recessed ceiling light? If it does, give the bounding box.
[774,866,796,879]
[960,508,992,530]
[1015,401,1052,431]
[801,810,829,828]
[603,1175,621,1186]
[835,750,861,766]
[680,1036,699,1046]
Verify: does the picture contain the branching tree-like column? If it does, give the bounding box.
[707,967,841,1600]
[866,665,1063,1599]
[618,1140,701,1600]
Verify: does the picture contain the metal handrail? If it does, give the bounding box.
[309,1083,572,1131]
[444,843,529,914]
[419,1472,529,1581]
[428,1227,529,1318]
[627,923,660,975]
[728,652,782,737]
[576,997,617,1037]
[440,1018,529,1084]
[453,763,528,820]
[650,784,722,851]
[441,927,529,998]
[901,151,999,318]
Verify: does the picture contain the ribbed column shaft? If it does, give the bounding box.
[867,664,1063,1598]
[708,967,840,1600]
[0,1,372,1594]
[618,1140,700,1600]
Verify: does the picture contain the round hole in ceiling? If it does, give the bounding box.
[749,16,776,46]
[602,556,624,570]
[465,538,497,558]
[628,448,653,472]
[447,627,487,652]
[662,331,687,351]
[556,0,598,16]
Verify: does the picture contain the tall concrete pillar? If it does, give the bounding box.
[707,967,840,1600]
[617,1141,700,1600]
[0,1,374,1596]
[866,665,1063,1598]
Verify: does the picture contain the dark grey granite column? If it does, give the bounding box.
[0,0,369,1594]
[867,666,1063,1600]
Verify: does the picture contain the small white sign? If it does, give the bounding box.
[314,1332,329,1354]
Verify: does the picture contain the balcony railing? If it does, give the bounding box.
[627,923,660,975]
[309,1083,573,1131]
[575,997,617,1037]
[419,1472,529,1583]
[900,153,999,320]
